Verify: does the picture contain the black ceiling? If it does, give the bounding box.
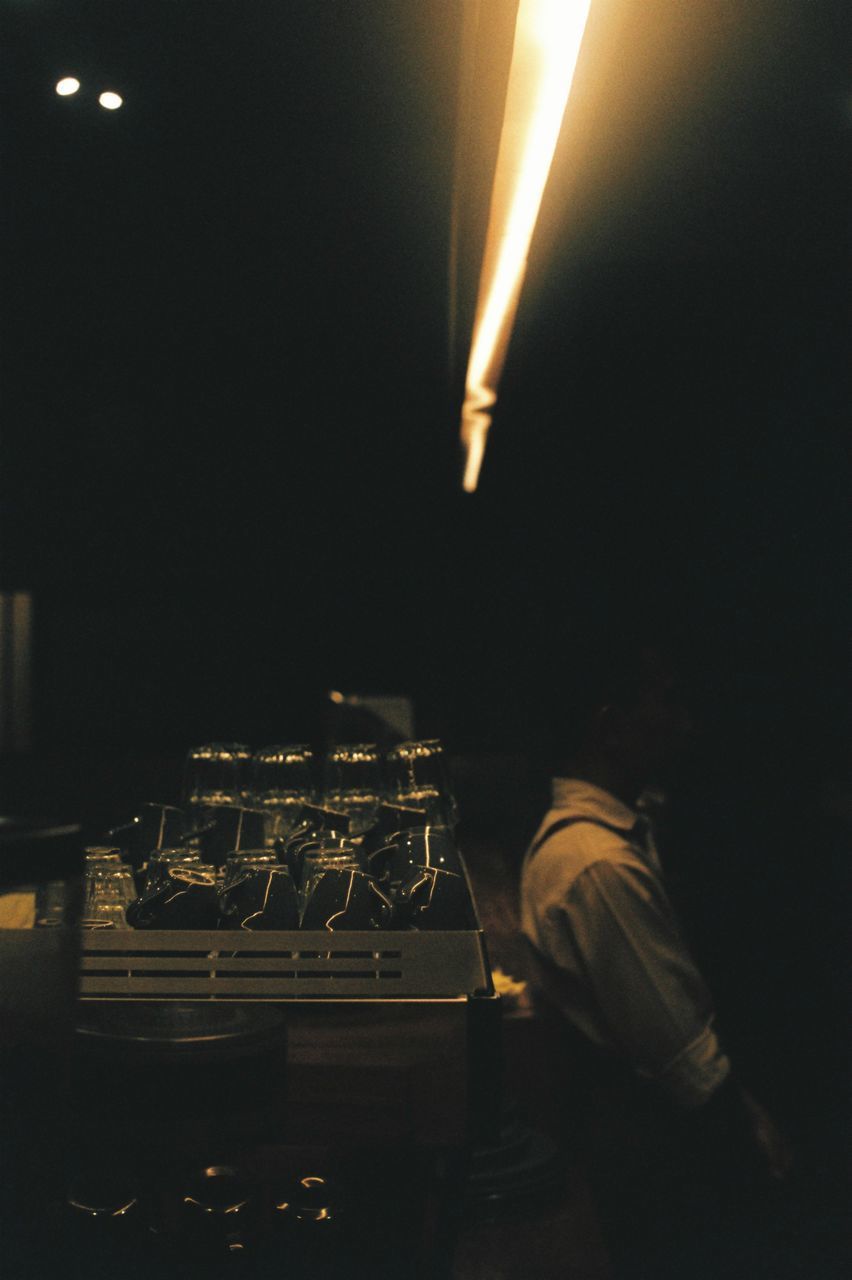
[0,0,847,751]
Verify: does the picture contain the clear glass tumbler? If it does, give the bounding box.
[384,739,458,826]
[250,745,315,842]
[299,844,360,916]
[321,744,382,836]
[221,851,279,890]
[81,867,136,929]
[182,743,252,814]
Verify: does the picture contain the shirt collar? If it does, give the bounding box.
[550,777,639,832]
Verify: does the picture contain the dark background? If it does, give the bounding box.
[2,0,846,759]
[0,1,849,1266]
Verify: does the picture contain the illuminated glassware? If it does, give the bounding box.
[250,744,315,841]
[384,740,458,826]
[221,851,278,890]
[81,867,136,929]
[83,847,125,869]
[299,866,392,931]
[321,743,382,836]
[299,841,360,915]
[127,864,218,930]
[218,863,299,931]
[182,743,252,813]
[143,848,201,892]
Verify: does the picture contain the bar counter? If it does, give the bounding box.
[0,752,615,1278]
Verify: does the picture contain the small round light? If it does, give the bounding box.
[55,77,81,97]
[98,91,123,111]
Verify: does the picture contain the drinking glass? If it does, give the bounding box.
[284,804,352,853]
[299,868,393,931]
[127,864,219,930]
[218,864,300,930]
[181,743,252,813]
[81,867,136,929]
[143,848,201,893]
[321,744,382,836]
[384,739,458,825]
[250,744,315,841]
[392,865,469,930]
[221,851,278,890]
[83,847,125,869]
[299,843,360,914]
[384,826,462,886]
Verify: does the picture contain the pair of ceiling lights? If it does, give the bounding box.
[56,78,123,110]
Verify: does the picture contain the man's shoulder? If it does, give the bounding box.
[522,810,640,892]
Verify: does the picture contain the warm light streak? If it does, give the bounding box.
[460,0,592,491]
[98,91,124,110]
[55,77,80,97]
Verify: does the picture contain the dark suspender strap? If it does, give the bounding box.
[527,815,636,862]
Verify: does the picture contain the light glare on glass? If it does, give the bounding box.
[98,91,124,111]
[459,0,593,492]
[55,77,81,97]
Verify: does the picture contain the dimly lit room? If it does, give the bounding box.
[0,1,847,1277]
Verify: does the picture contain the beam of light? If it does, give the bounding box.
[98,91,124,110]
[459,0,592,492]
[55,77,81,97]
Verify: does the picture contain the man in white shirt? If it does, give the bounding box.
[520,635,790,1277]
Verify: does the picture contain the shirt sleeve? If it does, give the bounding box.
[555,858,731,1108]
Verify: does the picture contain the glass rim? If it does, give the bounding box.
[253,744,313,762]
[185,742,252,761]
[169,866,217,886]
[386,739,444,760]
[324,743,380,762]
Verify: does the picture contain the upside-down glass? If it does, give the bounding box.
[220,852,279,895]
[321,744,382,836]
[83,848,125,869]
[299,843,360,916]
[82,867,136,929]
[127,864,219,930]
[384,739,458,826]
[250,745,315,841]
[182,743,252,813]
[143,848,201,892]
[218,864,300,931]
[299,867,393,931]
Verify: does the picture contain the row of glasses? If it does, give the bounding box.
[85,827,468,932]
[324,740,457,827]
[182,739,457,840]
[124,848,373,931]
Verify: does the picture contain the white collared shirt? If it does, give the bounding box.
[520,778,730,1108]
